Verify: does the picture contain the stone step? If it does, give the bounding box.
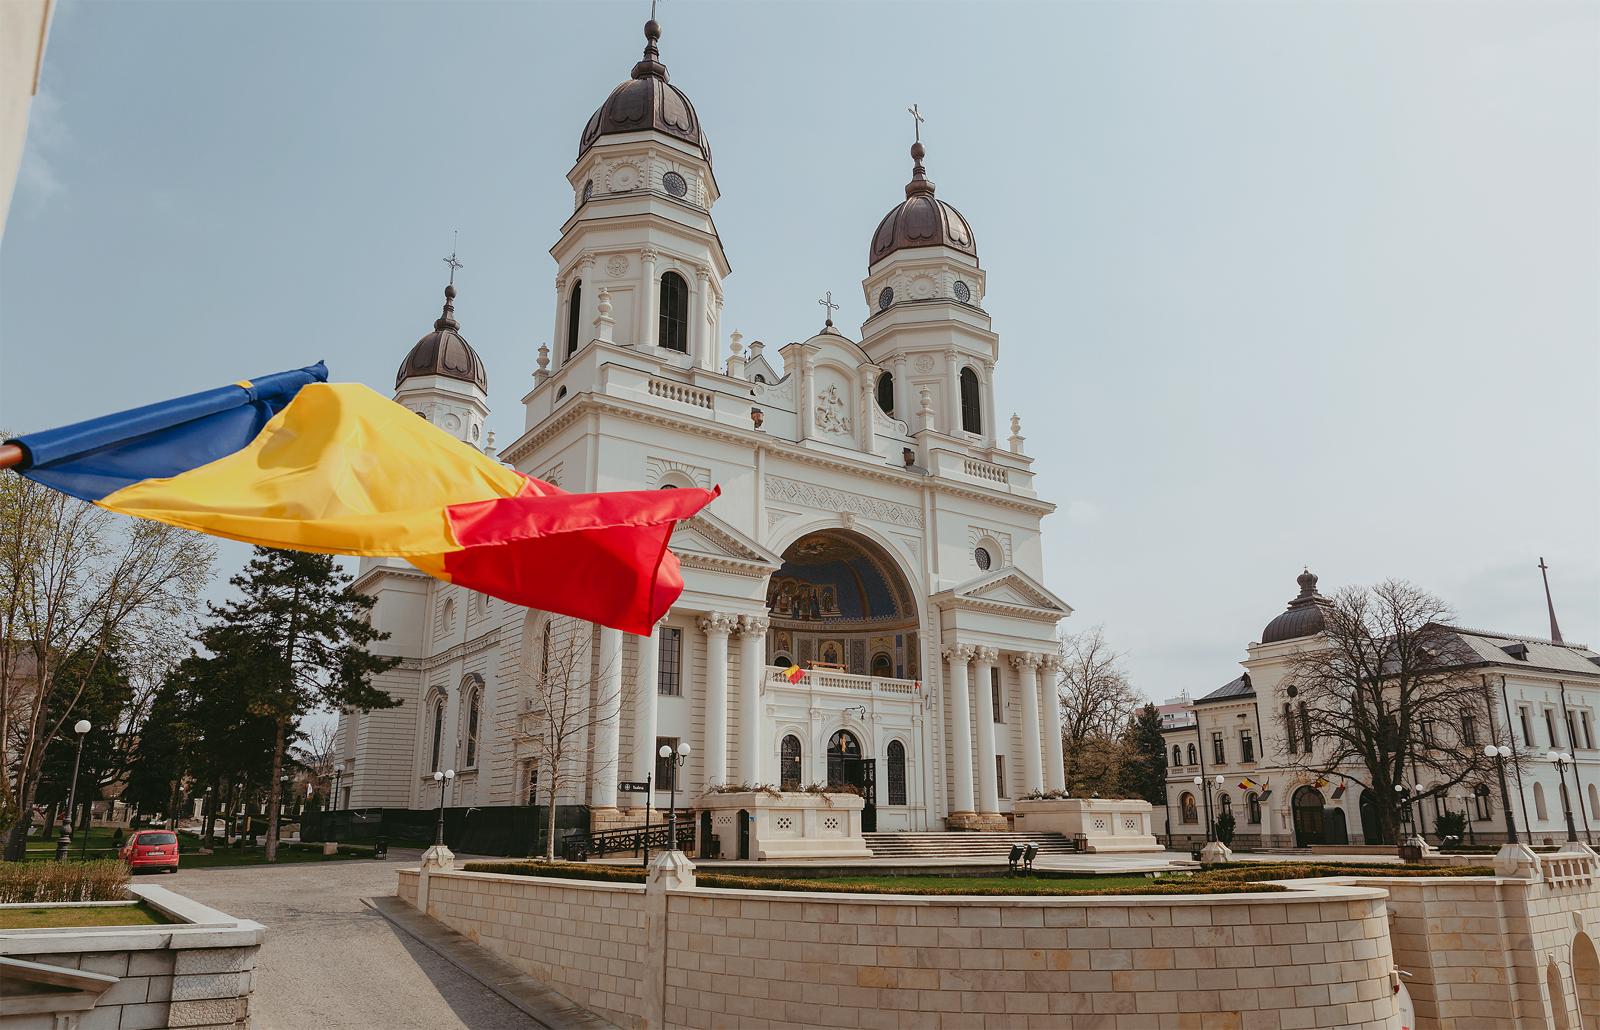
[861,831,1077,860]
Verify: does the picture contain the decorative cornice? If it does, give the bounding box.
[765,475,923,529]
[401,627,503,673]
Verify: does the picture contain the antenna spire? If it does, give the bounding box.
[1539,557,1565,645]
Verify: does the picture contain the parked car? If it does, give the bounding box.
[119,829,180,873]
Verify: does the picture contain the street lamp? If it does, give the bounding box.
[55,720,91,862]
[1483,744,1519,845]
[1192,774,1223,842]
[658,742,692,852]
[1549,750,1580,843]
[331,763,345,811]
[432,769,456,847]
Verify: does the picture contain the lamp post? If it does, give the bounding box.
[432,769,456,847]
[1483,744,1519,844]
[1192,774,1222,842]
[658,742,692,852]
[331,763,345,811]
[1549,750,1580,843]
[1457,792,1476,846]
[55,720,91,861]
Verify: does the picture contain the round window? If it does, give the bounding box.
[662,171,688,198]
[974,546,992,571]
[878,286,895,311]
[953,280,971,303]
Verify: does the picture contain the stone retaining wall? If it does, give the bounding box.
[400,868,1398,1029]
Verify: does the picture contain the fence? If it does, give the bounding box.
[300,804,590,857]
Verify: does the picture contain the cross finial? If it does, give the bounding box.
[907,103,924,143]
[443,230,463,286]
[818,290,840,327]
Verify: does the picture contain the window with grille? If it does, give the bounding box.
[429,695,445,772]
[1248,792,1261,824]
[566,280,582,357]
[658,272,689,352]
[876,371,894,415]
[1212,732,1226,766]
[463,682,481,768]
[1241,729,1254,764]
[1462,713,1478,746]
[887,740,907,805]
[995,755,1007,799]
[991,668,1003,723]
[655,737,679,791]
[657,627,682,696]
[780,735,802,790]
[959,366,981,434]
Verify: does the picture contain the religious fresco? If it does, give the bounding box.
[765,530,921,678]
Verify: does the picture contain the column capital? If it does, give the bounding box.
[641,247,660,266]
[697,612,738,636]
[1039,653,1064,672]
[555,276,567,291]
[578,254,597,272]
[1009,652,1044,669]
[974,646,999,664]
[942,644,976,663]
[736,614,770,637]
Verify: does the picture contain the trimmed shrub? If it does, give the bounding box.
[0,860,129,904]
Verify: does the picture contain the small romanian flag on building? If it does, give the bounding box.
[1330,782,1346,799]
[783,665,806,684]
[4,363,716,635]
[1237,777,1259,791]
[1313,776,1330,789]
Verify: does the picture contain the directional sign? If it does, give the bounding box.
[618,780,651,793]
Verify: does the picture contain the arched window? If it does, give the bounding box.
[1535,782,1549,821]
[566,280,582,357]
[1186,743,1197,766]
[887,740,907,805]
[428,694,445,773]
[1172,745,1182,767]
[826,730,861,788]
[1477,784,1493,821]
[1247,792,1261,824]
[871,652,893,678]
[780,735,802,790]
[463,679,482,769]
[1219,794,1232,817]
[959,366,981,434]
[658,271,689,352]
[1180,792,1198,824]
[539,622,553,681]
[876,371,894,415]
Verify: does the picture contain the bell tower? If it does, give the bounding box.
[545,17,730,382]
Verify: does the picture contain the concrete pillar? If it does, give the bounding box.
[858,368,877,453]
[944,349,962,435]
[799,350,817,439]
[551,276,567,372]
[629,621,662,810]
[698,613,736,788]
[640,248,660,349]
[736,615,769,784]
[892,355,908,422]
[943,645,976,817]
[974,647,1000,813]
[693,268,711,368]
[981,360,998,448]
[577,255,597,346]
[592,625,623,812]
[1042,655,1066,791]
[1013,653,1044,794]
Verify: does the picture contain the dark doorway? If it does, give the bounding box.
[1292,786,1326,847]
[699,810,714,859]
[737,810,750,860]
[826,731,876,832]
[1324,807,1350,846]
[1359,789,1383,844]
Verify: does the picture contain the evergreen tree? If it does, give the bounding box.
[1121,703,1169,806]
[202,548,398,861]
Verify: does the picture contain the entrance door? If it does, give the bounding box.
[698,810,714,859]
[826,731,876,832]
[737,810,750,860]
[1292,786,1326,847]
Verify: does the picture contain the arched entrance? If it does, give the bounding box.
[766,529,919,678]
[1575,933,1600,1028]
[1359,789,1382,844]
[1292,786,1326,847]
[827,730,875,831]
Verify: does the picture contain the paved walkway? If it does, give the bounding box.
[164,851,558,1030]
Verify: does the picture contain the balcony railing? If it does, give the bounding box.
[766,665,921,698]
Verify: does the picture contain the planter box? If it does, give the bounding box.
[0,884,263,1029]
[697,791,873,860]
[1012,797,1163,853]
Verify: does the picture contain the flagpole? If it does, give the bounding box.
[0,444,23,470]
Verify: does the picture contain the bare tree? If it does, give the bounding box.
[1055,626,1141,791]
[1278,579,1509,845]
[293,720,341,789]
[0,478,213,859]
[521,617,633,861]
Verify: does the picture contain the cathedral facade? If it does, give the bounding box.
[334,16,1071,835]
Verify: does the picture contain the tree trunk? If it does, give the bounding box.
[545,781,559,862]
[265,716,285,862]
[2,783,40,860]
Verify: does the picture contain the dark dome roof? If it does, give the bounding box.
[1261,569,1331,644]
[579,20,711,165]
[869,142,977,266]
[396,284,487,393]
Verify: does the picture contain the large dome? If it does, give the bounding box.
[578,20,711,165]
[1261,569,1331,644]
[395,284,487,394]
[869,142,977,266]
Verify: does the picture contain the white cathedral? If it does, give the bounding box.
[334,16,1072,837]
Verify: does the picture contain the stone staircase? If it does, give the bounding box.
[862,831,1077,861]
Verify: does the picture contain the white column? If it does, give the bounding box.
[577,255,597,345]
[892,355,908,421]
[980,359,998,448]
[943,645,976,816]
[592,625,623,811]
[1042,655,1066,791]
[698,613,735,788]
[973,647,1000,813]
[799,350,817,439]
[945,349,962,435]
[629,621,662,809]
[551,277,567,371]
[1013,653,1044,794]
[693,268,712,368]
[858,368,877,453]
[640,248,660,349]
[737,615,769,784]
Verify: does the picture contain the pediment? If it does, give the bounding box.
[671,511,782,577]
[934,568,1073,621]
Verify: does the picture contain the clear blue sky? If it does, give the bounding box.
[3,1,1596,703]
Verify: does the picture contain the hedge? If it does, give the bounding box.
[1204,862,1498,881]
[0,859,129,904]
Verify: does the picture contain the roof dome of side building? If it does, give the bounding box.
[1261,569,1331,644]
[578,19,711,165]
[869,141,977,266]
[396,283,487,394]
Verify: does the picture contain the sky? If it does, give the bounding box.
[2,0,1596,706]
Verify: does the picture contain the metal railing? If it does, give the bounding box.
[561,814,696,862]
[766,666,921,697]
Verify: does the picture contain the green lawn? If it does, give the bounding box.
[23,827,368,868]
[23,825,125,860]
[0,902,171,930]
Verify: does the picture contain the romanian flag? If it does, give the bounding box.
[5,363,716,635]
[1313,776,1330,789]
[783,665,806,684]
[1330,781,1346,799]
[1237,777,1259,791]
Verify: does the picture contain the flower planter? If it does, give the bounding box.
[1011,798,1162,853]
[697,791,872,860]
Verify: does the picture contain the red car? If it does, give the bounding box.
[119,830,180,873]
